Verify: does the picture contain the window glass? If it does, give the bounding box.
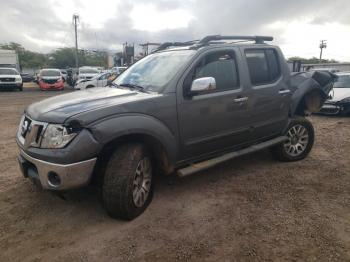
[245,49,280,85]
[0,68,19,75]
[334,75,350,88]
[41,70,61,77]
[194,51,239,91]
[266,49,280,81]
[245,50,270,85]
[99,73,109,80]
[115,50,196,92]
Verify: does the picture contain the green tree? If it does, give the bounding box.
[0,42,48,69]
[48,48,107,68]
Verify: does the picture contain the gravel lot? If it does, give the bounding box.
[0,85,349,261]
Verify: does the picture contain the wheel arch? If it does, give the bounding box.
[290,87,327,116]
[89,114,178,176]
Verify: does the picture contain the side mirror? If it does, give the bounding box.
[190,77,216,95]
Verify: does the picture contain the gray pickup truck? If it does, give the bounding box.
[16,35,335,220]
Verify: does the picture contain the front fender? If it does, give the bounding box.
[88,114,178,164]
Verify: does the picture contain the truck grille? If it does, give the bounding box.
[0,77,15,82]
[18,116,47,148]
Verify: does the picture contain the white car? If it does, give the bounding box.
[74,72,111,90]
[111,66,127,75]
[78,67,100,81]
[60,69,68,82]
[320,72,350,115]
[0,67,22,91]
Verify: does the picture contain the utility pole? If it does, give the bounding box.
[319,40,327,62]
[73,14,80,70]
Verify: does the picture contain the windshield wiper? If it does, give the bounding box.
[119,83,148,92]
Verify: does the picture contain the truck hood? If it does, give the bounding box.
[0,74,20,79]
[328,88,350,102]
[26,87,150,123]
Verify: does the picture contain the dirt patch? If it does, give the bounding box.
[0,89,349,261]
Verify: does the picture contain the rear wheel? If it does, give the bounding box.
[271,117,314,162]
[102,143,154,220]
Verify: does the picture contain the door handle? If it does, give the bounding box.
[278,89,291,95]
[233,97,248,103]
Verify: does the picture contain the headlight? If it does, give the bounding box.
[41,124,77,149]
[15,76,22,82]
[341,97,350,103]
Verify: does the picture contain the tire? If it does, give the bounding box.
[18,85,23,91]
[271,117,314,162]
[102,143,154,220]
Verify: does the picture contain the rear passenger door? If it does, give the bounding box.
[177,48,251,160]
[243,48,291,140]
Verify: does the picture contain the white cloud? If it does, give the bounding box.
[0,0,349,61]
[268,20,350,61]
[130,3,194,32]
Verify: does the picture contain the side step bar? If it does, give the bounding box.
[177,136,288,177]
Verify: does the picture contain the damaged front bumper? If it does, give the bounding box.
[18,149,96,190]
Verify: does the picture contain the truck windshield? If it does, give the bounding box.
[0,68,18,75]
[114,50,196,92]
[41,70,61,77]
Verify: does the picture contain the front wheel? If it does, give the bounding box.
[102,143,154,220]
[271,117,314,162]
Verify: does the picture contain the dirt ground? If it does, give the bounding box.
[0,85,349,262]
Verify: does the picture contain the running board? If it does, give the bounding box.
[177,136,288,177]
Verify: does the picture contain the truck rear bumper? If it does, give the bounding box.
[18,150,97,190]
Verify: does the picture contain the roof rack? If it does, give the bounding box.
[198,35,273,45]
[153,35,273,52]
[152,40,198,53]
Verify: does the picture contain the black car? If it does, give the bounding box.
[20,73,34,83]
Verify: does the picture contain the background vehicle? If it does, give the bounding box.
[0,68,22,91]
[78,67,100,81]
[310,68,340,73]
[60,69,68,82]
[111,66,128,75]
[20,73,34,82]
[320,72,350,115]
[74,72,111,90]
[38,69,64,91]
[16,35,335,220]
[0,50,20,71]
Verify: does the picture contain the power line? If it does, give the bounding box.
[319,40,327,62]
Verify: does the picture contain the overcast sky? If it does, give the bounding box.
[1,0,349,61]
